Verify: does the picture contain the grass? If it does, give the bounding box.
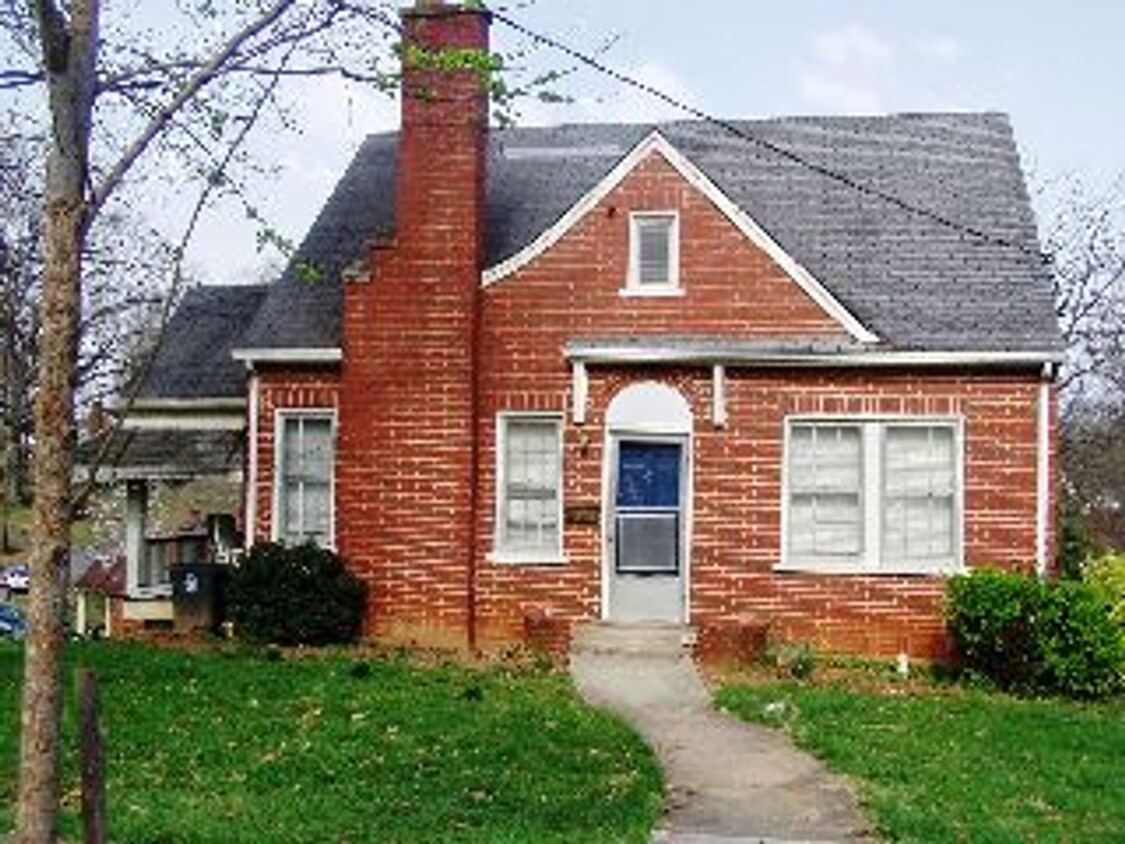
[717,679,1125,843]
[1,642,662,843]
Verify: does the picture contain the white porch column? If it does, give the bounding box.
[571,361,588,425]
[711,364,728,428]
[124,479,148,596]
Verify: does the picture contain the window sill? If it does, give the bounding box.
[773,561,966,578]
[487,551,569,566]
[127,585,173,600]
[619,286,684,298]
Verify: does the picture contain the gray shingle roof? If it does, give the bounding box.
[237,112,1060,354]
[141,284,268,399]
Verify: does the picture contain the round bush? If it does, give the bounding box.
[227,542,367,646]
[947,568,1124,699]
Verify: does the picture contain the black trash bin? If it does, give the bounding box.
[171,563,230,634]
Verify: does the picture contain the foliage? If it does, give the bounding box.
[1084,552,1125,625]
[1061,402,1125,552]
[764,640,817,680]
[1057,494,1102,579]
[717,681,1125,843]
[226,542,366,646]
[0,642,662,842]
[946,569,1124,698]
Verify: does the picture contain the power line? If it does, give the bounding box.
[492,9,1050,264]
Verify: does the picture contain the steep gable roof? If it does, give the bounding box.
[236,112,1061,355]
[140,283,268,399]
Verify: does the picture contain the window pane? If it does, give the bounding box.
[501,419,561,554]
[303,419,333,482]
[635,217,673,285]
[787,424,863,559]
[303,483,331,540]
[883,425,956,564]
[617,442,681,508]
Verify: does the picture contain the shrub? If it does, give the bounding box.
[1056,496,1100,580]
[227,542,367,646]
[1038,580,1125,699]
[1083,553,1125,625]
[946,569,1044,691]
[764,640,817,680]
[946,568,1124,699]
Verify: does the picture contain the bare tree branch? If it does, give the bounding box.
[90,0,297,217]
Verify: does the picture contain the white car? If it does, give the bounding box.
[1,564,29,593]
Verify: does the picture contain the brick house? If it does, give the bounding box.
[111,1,1062,658]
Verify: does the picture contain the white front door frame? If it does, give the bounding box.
[600,425,693,624]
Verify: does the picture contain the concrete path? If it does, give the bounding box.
[570,627,873,843]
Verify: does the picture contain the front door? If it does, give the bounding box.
[607,438,687,622]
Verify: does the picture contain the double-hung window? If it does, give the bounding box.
[275,412,335,547]
[625,212,680,294]
[495,415,563,562]
[783,419,962,574]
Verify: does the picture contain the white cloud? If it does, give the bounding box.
[914,35,960,65]
[796,25,967,116]
[796,23,896,114]
[798,74,886,115]
[812,23,895,67]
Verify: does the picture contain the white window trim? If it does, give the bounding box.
[271,408,337,549]
[623,211,682,295]
[489,412,567,565]
[778,415,966,576]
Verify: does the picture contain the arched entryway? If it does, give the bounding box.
[603,382,693,623]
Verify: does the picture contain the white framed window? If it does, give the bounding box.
[273,410,335,547]
[493,414,565,563]
[780,418,963,575]
[624,211,681,295]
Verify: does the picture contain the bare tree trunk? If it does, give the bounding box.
[17,192,83,844]
[18,2,99,841]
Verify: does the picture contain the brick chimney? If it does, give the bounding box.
[396,1,490,255]
[338,1,491,647]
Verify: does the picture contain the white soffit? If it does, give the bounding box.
[481,130,879,345]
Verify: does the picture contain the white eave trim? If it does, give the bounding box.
[481,130,879,345]
[231,347,342,366]
[124,397,246,412]
[567,345,1066,369]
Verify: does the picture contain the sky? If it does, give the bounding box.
[156,0,1125,286]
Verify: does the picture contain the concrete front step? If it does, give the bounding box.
[571,621,696,657]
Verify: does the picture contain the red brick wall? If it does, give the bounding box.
[470,149,1054,659]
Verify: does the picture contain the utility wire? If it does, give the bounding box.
[492,9,1050,264]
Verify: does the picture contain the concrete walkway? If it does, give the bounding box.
[570,626,873,843]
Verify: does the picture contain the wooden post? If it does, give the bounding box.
[78,669,107,844]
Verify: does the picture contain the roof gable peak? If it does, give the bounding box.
[482,129,878,344]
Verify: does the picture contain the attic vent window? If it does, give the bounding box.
[625,212,681,296]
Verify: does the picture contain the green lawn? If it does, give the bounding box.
[717,681,1125,843]
[1,642,662,842]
